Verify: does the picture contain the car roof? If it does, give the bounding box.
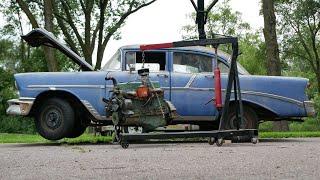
[120,45,231,61]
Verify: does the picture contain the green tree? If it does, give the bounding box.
[1,2,76,73]
[262,0,289,131]
[182,0,250,40]
[54,0,156,69]
[17,0,58,72]
[181,0,267,75]
[276,0,320,94]
[238,33,267,75]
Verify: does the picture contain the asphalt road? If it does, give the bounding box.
[1,138,320,180]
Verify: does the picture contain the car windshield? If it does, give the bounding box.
[237,62,250,75]
[102,50,121,71]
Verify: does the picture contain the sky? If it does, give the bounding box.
[0,0,264,66]
[102,0,264,66]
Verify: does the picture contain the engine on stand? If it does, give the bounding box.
[103,68,178,141]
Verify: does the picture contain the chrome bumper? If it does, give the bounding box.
[6,98,34,116]
[304,101,316,117]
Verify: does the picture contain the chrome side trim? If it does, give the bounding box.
[185,74,197,88]
[81,100,107,120]
[242,90,303,106]
[28,85,105,89]
[19,97,36,101]
[168,87,304,107]
[162,87,170,90]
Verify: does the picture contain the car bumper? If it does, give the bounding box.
[6,98,34,116]
[304,101,316,117]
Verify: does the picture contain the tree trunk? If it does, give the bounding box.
[17,0,58,72]
[316,72,320,94]
[262,0,289,131]
[44,0,58,72]
[95,0,107,70]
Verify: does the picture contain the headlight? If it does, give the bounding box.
[14,81,18,90]
[14,81,20,97]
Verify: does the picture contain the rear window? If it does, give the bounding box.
[173,52,212,73]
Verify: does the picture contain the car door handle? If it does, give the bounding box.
[157,74,168,78]
[205,75,214,78]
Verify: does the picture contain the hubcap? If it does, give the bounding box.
[45,109,62,130]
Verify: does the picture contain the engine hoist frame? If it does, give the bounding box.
[116,36,258,149]
[108,0,258,148]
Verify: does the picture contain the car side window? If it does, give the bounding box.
[173,52,212,73]
[125,51,166,71]
[173,52,230,74]
[218,61,229,74]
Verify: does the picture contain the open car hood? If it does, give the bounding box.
[22,28,94,71]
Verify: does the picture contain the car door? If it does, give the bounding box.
[123,50,170,99]
[170,51,220,121]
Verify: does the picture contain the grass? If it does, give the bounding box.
[259,131,320,138]
[1,131,320,144]
[0,133,112,144]
[0,133,47,143]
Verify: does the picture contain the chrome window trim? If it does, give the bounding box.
[184,74,197,88]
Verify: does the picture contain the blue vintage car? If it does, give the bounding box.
[6,29,315,140]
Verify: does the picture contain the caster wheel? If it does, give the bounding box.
[251,137,258,144]
[121,142,129,149]
[112,134,119,143]
[216,138,224,147]
[208,137,216,145]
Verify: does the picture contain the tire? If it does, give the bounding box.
[65,123,87,138]
[225,105,258,130]
[225,105,258,142]
[35,98,75,140]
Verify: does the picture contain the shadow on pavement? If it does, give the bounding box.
[1,137,312,148]
[3,141,114,147]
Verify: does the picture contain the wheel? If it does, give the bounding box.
[66,112,88,138]
[251,137,259,144]
[216,138,224,147]
[208,137,216,145]
[225,105,258,142]
[65,123,87,138]
[225,105,258,130]
[121,141,129,149]
[35,98,75,140]
[112,126,121,143]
